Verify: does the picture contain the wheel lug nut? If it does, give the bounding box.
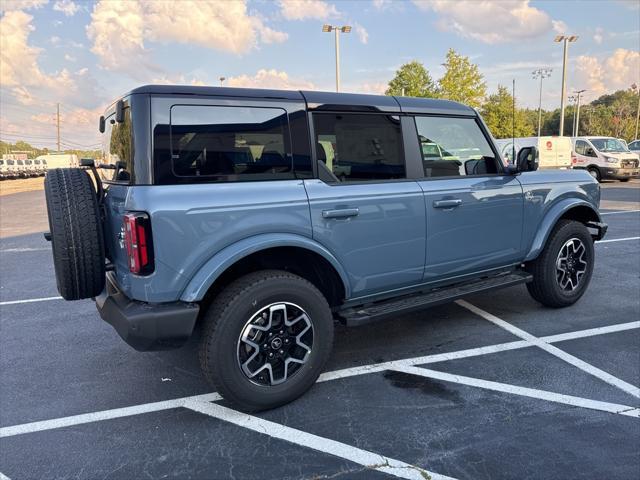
[269,352,274,358]
[279,350,284,354]
[263,344,267,348]
[284,338,289,344]
[279,330,283,334]
[269,332,273,336]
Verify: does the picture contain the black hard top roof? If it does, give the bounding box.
[125,84,475,115]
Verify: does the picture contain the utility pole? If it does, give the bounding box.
[323,24,351,92]
[56,102,61,153]
[574,89,586,137]
[532,68,552,137]
[554,35,578,136]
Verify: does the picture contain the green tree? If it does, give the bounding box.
[480,85,533,138]
[438,49,486,108]
[385,61,437,98]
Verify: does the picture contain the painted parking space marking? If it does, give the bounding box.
[596,236,640,244]
[0,472,11,480]
[185,398,452,480]
[390,365,639,417]
[457,300,640,399]
[0,296,63,306]
[0,393,221,438]
[600,209,640,215]
[2,320,638,440]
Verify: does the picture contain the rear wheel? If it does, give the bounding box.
[526,220,594,308]
[199,270,334,411]
[44,168,105,300]
[620,178,630,182]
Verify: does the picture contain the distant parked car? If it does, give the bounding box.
[628,140,640,152]
[0,159,8,179]
[33,158,46,176]
[571,136,640,182]
[15,159,28,177]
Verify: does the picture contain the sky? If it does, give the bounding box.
[1,0,639,150]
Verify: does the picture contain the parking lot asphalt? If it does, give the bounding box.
[1,180,639,480]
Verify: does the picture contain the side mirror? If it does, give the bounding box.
[585,147,595,157]
[99,116,105,133]
[517,146,538,172]
[115,100,125,123]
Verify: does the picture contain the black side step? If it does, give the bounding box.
[337,271,532,327]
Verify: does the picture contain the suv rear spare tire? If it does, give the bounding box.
[44,168,105,300]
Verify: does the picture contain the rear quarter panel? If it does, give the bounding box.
[107,181,312,302]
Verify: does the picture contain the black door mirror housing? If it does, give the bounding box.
[517,146,539,172]
[115,100,125,123]
[585,147,596,157]
[99,115,105,133]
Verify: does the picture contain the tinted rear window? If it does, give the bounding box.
[154,105,295,184]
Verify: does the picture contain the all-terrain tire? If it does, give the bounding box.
[526,220,594,308]
[44,168,105,300]
[199,270,334,411]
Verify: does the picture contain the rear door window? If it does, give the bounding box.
[414,116,498,177]
[154,105,293,184]
[312,113,404,182]
[100,106,133,183]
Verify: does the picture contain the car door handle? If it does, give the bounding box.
[322,208,360,219]
[433,199,463,209]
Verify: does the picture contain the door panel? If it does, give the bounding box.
[419,176,524,282]
[304,179,426,297]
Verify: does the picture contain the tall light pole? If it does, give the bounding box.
[219,77,226,86]
[632,83,639,140]
[323,24,351,92]
[554,35,578,136]
[532,68,552,137]
[568,95,578,137]
[574,89,586,137]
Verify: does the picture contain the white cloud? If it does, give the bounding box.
[1,10,102,107]
[593,27,604,45]
[53,0,78,16]
[354,23,368,44]
[573,49,640,97]
[278,0,340,20]
[87,0,288,76]
[64,53,76,62]
[50,35,61,45]
[552,20,568,34]
[0,0,47,13]
[345,82,387,95]
[413,0,560,44]
[227,69,315,90]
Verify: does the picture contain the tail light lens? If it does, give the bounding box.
[123,212,154,275]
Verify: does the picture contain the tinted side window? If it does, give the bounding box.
[154,105,294,184]
[414,116,498,177]
[575,140,586,155]
[312,113,404,182]
[100,107,133,183]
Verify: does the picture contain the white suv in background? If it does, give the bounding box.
[572,136,640,182]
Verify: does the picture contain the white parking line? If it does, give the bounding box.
[2,320,638,440]
[456,300,640,399]
[390,365,640,418]
[0,393,220,438]
[184,398,453,480]
[0,247,50,253]
[596,236,640,244]
[0,296,62,306]
[600,209,640,215]
[0,472,11,480]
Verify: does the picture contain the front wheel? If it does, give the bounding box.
[526,220,595,308]
[587,167,601,182]
[199,270,334,411]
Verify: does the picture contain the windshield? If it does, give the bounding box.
[17,160,24,165]
[590,138,628,153]
[7,160,14,165]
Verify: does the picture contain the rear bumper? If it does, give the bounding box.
[602,167,639,180]
[96,274,200,351]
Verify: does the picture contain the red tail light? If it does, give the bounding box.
[123,212,154,275]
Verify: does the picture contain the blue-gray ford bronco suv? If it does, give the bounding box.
[44,85,607,411]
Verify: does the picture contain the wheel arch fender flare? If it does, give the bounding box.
[180,233,351,302]
[524,199,602,262]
